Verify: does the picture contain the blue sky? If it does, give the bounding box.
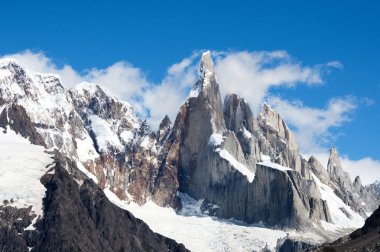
[1,0,379,182]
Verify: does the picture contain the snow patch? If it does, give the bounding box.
[177,192,205,216]
[88,115,123,152]
[260,152,271,162]
[104,190,283,251]
[257,161,293,172]
[75,137,99,162]
[0,128,53,219]
[219,149,255,182]
[140,136,153,149]
[189,86,201,98]
[120,130,134,144]
[208,133,224,147]
[242,127,252,139]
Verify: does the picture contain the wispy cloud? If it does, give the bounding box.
[214,50,338,111]
[268,96,357,154]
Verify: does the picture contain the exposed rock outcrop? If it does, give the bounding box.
[257,103,310,180]
[308,156,330,185]
[353,176,362,193]
[224,93,260,165]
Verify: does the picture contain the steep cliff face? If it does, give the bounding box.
[257,103,310,180]
[223,93,260,166]
[308,156,330,185]
[153,51,332,228]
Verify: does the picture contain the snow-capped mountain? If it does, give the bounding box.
[0,52,379,251]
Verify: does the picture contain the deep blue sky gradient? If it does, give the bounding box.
[0,0,379,160]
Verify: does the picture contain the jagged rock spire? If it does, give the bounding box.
[159,115,171,129]
[353,176,363,192]
[223,93,255,133]
[189,51,216,98]
[157,115,172,144]
[308,155,330,185]
[199,50,214,80]
[258,102,299,153]
[327,147,353,189]
[327,147,342,176]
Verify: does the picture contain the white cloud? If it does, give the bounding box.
[214,51,339,111]
[3,50,82,87]
[268,96,357,153]
[84,62,149,116]
[341,156,380,185]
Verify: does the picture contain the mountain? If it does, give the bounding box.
[153,51,378,229]
[0,59,187,251]
[0,53,379,251]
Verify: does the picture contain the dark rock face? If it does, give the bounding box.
[277,238,314,252]
[224,93,255,133]
[0,104,46,146]
[0,205,37,252]
[308,156,330,185]
[312,204,380,252]
[0,153,188,252]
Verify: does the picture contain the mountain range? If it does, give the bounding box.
[0,51,379,251]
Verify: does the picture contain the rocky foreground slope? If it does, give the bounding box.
[311,204,380,251]
[0,130,187,251]
[0,52,379,250]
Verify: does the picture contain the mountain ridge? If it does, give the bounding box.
[0,52,379,251]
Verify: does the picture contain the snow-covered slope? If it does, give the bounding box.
[0,127,54,220]
[311,173,364,231]
[105,189,328,252]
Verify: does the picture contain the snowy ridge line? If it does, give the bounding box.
[257,161,293,172]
